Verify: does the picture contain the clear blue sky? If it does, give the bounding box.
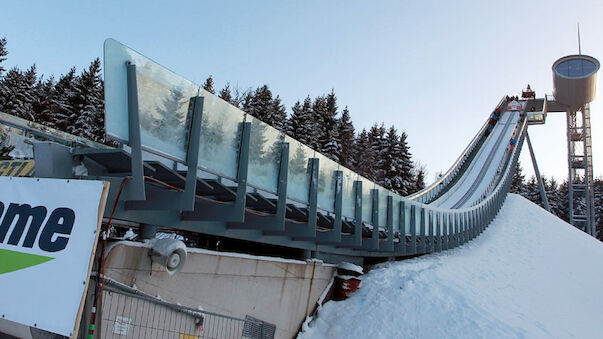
[2,0,602,182]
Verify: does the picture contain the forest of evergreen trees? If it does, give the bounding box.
[510,162,602,241]
[0,36,601,240]
[0,36,424,196]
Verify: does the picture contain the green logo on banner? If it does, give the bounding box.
[0,248,54,274]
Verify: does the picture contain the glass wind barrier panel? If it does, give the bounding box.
[340,166,358,219]
[402,201,411,234]
[197,89,245,180]
[104,38,197,162]
[285,136,314,204]
[376,185,389,228]
[246,115,284,193]
[358,176,375,223]
[315,153,339,213]
[392,194,402,232]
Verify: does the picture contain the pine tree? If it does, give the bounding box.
[218,82,233,104]
[320,90,341,162]
[287,96,315,146]
[368,123,387,183]
[310,95,327,151]
[70,58,105,142]
[0,37,7,78]
[270,95,287,132]
[32,76,55,125]
[338,106,355,169]
[353,129,375,179]
[510,162,525,194]
[0,65,38,121]
[398,131,415,195]
[202,75,215,94]
[243,85,273,123]
[50,67,77,131]
[412,163,427,193]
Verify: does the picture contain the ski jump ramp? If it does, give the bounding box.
[5,39,530,265]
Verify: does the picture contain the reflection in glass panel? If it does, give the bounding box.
[376,185,389,227]
[359,176,375,223]
[392,195,402,232]
[286,136,314,204]
[246,115,284,193]
[197,89,245,180]
[136,66,197,161]
[340,166,358,219]
[104,38,198,161]
[316,154,339,213]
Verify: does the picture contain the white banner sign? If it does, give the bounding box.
[0,176,108,337]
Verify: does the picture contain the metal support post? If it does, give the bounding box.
[126,62,146,201]
[526,132,550,212]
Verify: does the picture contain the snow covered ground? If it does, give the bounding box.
[299,194,603,338]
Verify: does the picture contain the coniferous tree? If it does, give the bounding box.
[310,95,327,151]
[0,37,7,77]
[412,164,427,193]
[202,75,215,94]
[218,82,233,104]
[287,96,314,146]
[32,76,55,124]
[320,90,342,162]
[50,67,77,131]
[338,106,355,169]
[353,129,375,179]
[70,58,105,142]
[368,123,387,183]
[0,65,38,121]
[398,131,415,195]
[510,162,525,194]
[270,95,287,132]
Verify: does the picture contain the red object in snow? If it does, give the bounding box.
[334,276,362,301]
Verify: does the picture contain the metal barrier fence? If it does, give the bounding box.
[100,287,275,339]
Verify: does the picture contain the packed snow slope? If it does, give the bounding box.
[299,194,603,339]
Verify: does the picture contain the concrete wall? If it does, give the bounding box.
[101,242,335,339]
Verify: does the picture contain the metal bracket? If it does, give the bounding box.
[125,62,145,201]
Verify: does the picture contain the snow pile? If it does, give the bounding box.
[299,194,603,338]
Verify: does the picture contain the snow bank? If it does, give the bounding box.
[299,194,603,338]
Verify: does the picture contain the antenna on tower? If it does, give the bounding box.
[577,22,581,55]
